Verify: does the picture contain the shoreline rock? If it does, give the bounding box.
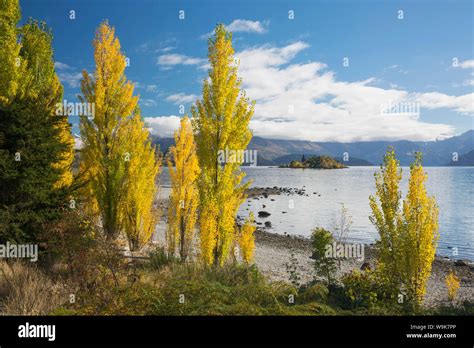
[246,186,309,198]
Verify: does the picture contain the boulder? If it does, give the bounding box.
[258,211,271,218]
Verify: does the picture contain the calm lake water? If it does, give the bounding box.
[159,166,474,261]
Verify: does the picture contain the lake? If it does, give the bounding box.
[159,166,474,261]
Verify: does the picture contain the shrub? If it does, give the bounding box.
[340,269,399,311]
[42,208,129,305]
[310,228,336,285]
[445,269,461,302]
[41,208,97,278]
[238,213,256,264]
[0,261,67,315]
[299,283,329,303]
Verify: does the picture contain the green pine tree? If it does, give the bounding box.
[0,10,73,244]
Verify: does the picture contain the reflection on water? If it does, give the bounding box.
[159,166,474,261]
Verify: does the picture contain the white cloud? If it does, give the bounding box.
[140,99,157,107]
[201,19,269,39]
[157,53,205,66]
[135,82,159,93]
[457,59,474,69]
[152,43,472,142]
[237,41,309,69]
[227,19,268,34]
[54,62,72,70]
[55,62,83,88]
[138,37,178,54]
[145,116,181,137]
[157,46,175,53]
[454,60,474,87]
[57,72,82,88]
[231,41,472,142]
[166,93,198,105]
[146,84,158,93]
[414,92,473,114]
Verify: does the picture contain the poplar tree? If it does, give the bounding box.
[166,116,200,261]
[400,153,439,306]
[121,113,160,251]
[79,22,159,250]
[192,24,255,266]
[370,149,439,307]
[369,148,403,291]
[0,3,73,243]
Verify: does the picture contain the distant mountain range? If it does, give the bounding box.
[151,130,474,166]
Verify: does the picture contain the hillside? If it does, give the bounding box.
[151,130,474,166]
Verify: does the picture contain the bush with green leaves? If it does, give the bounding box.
[299,283,329,303]
[340,269,400,311]
[310,228,337,285]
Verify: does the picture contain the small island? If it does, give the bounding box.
[280,155,347,169]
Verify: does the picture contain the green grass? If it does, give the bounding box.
[48,259,472,316]
[53,263,340,316]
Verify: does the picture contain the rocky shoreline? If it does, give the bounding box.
[246,186,311,198]
[253,228,474,307]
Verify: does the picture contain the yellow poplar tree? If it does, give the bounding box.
[166,116,200,261]
[121,114,160,251]
[369,148,403,291]
[192,24,255,266]
[400,152,439,306]
[370,149,439,307]
[80,22,159,250]
[239,212,256,264]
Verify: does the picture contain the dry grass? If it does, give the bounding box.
[0,261,67,315]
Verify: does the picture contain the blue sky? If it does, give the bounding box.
[20,0,473,141]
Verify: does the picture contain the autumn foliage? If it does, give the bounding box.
[79,22,160,250]
[167,116,200,261]
[192,24,255,266]
[445,269,461,302]
[238,212,256,264]
[370,149,439,307]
